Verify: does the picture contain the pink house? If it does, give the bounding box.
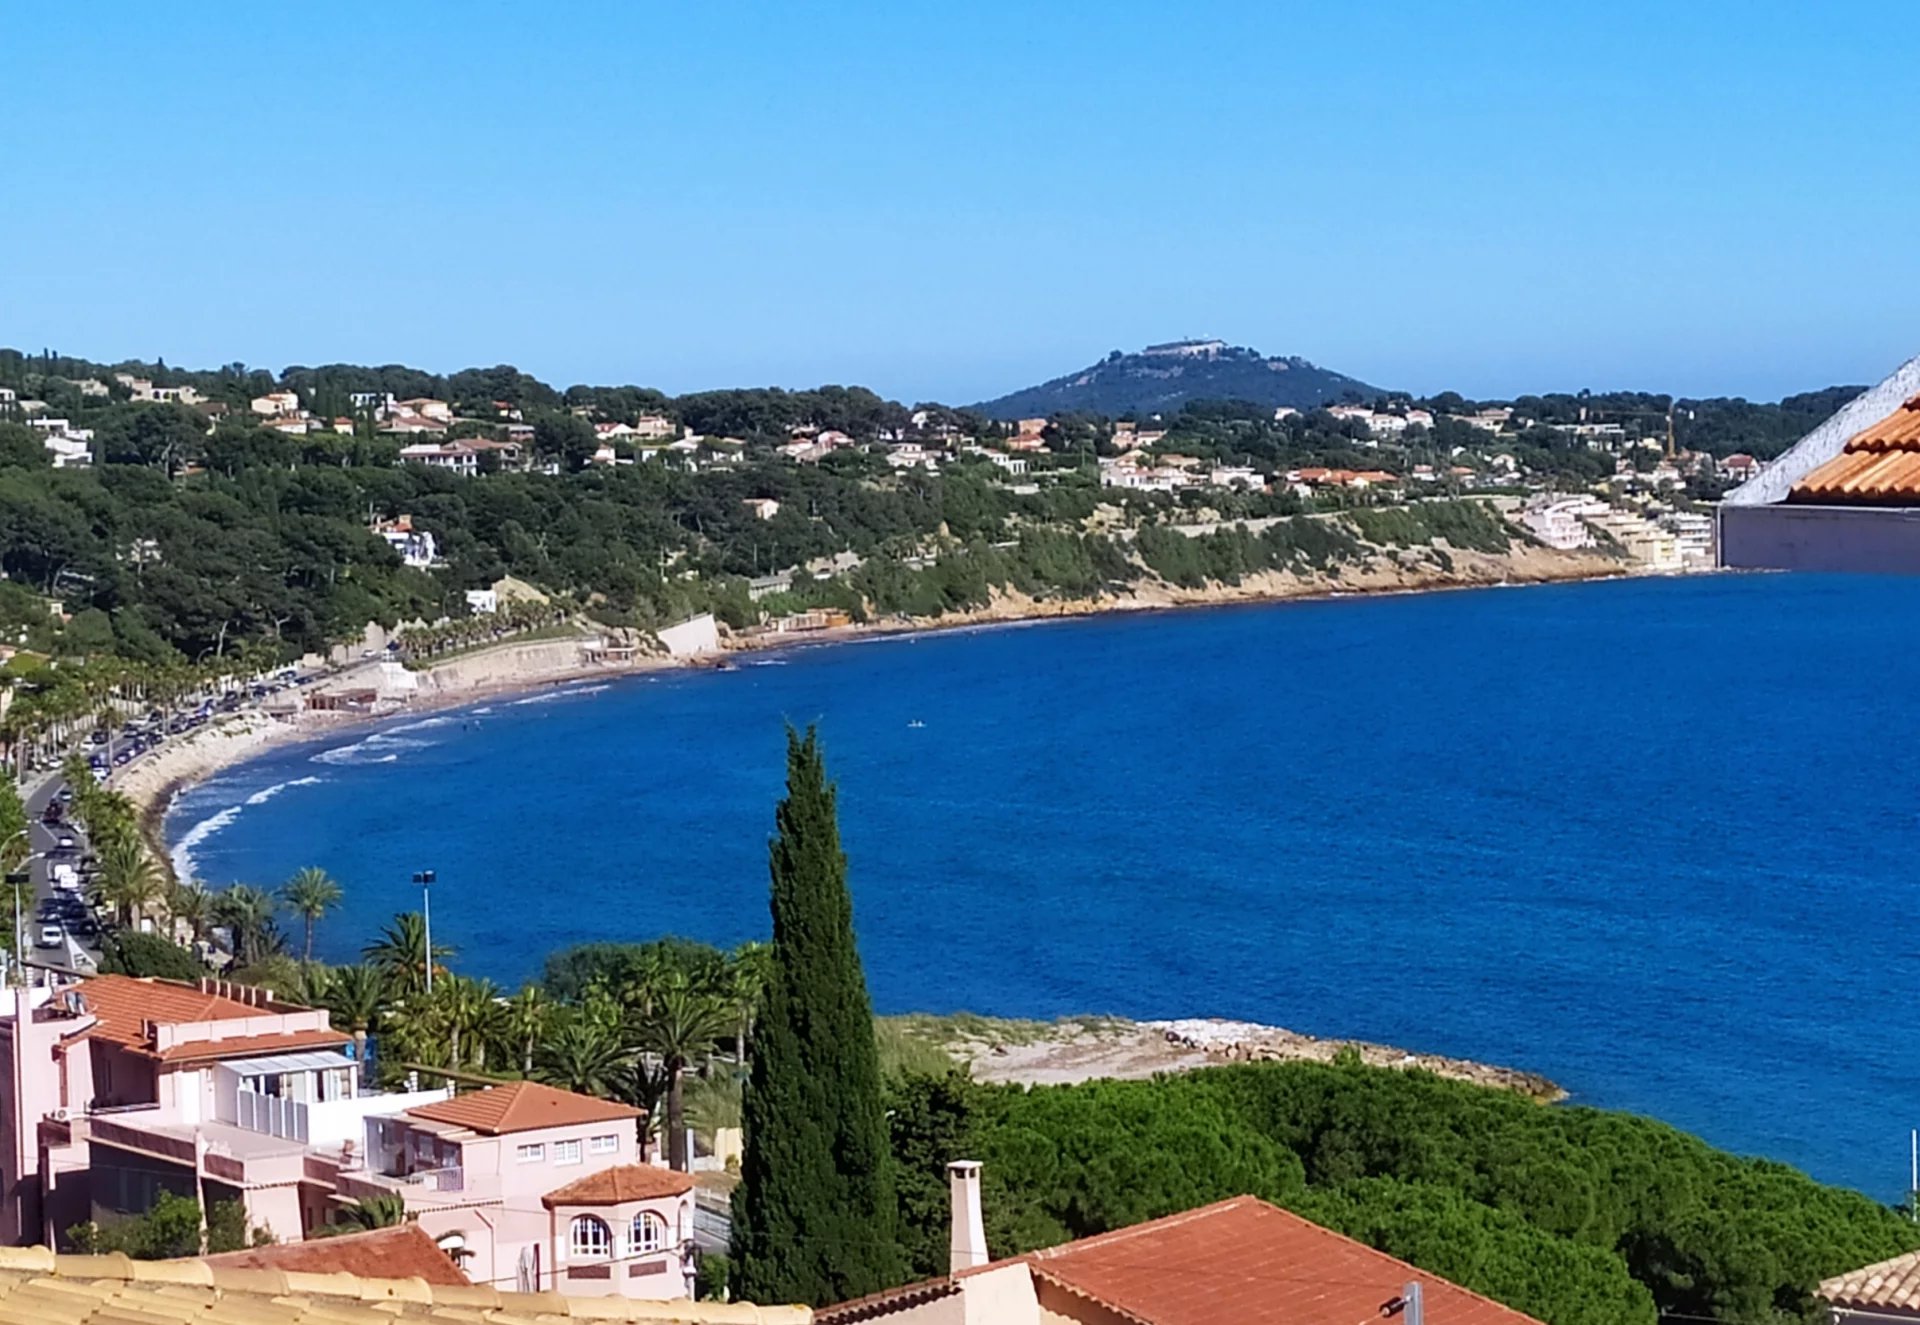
[0,975,448,1249]
[0,978,694,1302]
[344,1080,695,1297]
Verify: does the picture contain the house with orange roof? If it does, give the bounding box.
[0,976,451,1249]
[337,1080,689,1299]
[200,1221,472,1286]
[0,979,684,1303]
[818,1165,1543,1325]
[1722,358,1920,571]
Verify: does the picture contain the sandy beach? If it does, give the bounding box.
[121,641,687,873]
[126,545,1644,872]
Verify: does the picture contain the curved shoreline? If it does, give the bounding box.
[134,552,1652,878]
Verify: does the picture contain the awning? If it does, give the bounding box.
[217,1049,353,1076]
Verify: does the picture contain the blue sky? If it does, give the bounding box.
[3,3,1913,404]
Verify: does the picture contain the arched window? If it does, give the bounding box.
[630,1211,669,1254]
[569,1215,611,1259]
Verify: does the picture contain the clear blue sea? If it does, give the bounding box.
[164,574,1920,1199]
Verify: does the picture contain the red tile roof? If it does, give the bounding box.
[818,1197,1542,1325]
[69,976,347,1064]
[155,1029,351,1064]
[1821,1247,1920,1315]
[201,1223,468,1287]
[541,1164,695,1207]
[405,1081,642,1136]
[1791,395,1920,503]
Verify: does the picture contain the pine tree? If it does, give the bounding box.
[733,726,901,1305]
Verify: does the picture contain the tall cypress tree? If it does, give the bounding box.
[733,726,901,1305]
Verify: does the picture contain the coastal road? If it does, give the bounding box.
[17,777,101,978]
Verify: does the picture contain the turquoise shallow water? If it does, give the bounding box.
[166,574,1920,1198]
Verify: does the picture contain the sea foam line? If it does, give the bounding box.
[171,805,241,881]
[509,682,611,706]
[172,775,326,879]
[311,732,430,766]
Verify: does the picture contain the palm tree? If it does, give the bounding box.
[434,974,502,1072]
[535,1015,632,1099]
[499,985,551,1076]
[281,866,343,962]
[97,839,163,930]
[214,884,280,968]
[630,970,733,1171]
[169,880,214,947]
[315,1193,409,1235]
[363,912,452,996]
[321,963,389,1074]
[727,940,772,1063]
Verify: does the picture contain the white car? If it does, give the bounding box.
[35,924,62,950]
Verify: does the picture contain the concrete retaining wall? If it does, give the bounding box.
[1720,503,1920,573]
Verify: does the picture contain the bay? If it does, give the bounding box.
[164,573,1920,1198]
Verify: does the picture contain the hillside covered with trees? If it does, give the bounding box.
[885,1062,1919,1325]
[0,344,1856,699]
[972,340,1383,418]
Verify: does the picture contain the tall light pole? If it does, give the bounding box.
[413,870,436,993]
[3,828,31,988]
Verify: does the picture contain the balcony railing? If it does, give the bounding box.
[234,1089,309,1143]
[401,1165,464,1193]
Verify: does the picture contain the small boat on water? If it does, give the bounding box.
[908,719,926,729]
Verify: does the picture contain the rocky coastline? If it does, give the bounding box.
[919,1013,1564,1100]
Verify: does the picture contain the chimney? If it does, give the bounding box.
[947,1160,987,1273]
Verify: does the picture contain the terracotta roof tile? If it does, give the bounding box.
[0,1244,809,1323]
[542,1164,696,1207]
[200,1224,468,1287]
[405,1081,642,1136]
[68,976,347,1063]
[1822,1246,1920,1313]
[1791,394,1920,503]
[819,1196,1542,1325]
[154,1029,351,1063]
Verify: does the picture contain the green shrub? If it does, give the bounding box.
[99,931,204,980]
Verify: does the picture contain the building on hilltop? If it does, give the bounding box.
[249,391,301,418]
[1141,338,1227,357]
[371,514,440,567]
[819,1165,1542,1325]
[1720,357,1920,572]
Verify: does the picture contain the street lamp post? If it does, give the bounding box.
[413,870,436,993]
[3,828,31,987]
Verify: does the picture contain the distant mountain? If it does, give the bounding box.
[972,340,1384,420]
